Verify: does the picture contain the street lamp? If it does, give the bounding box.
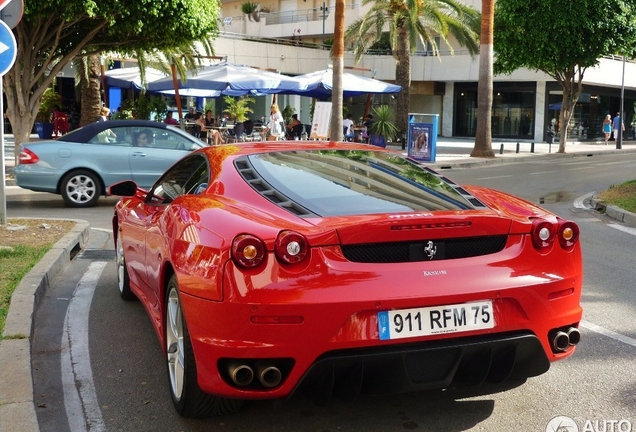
[618,55,625,150]
[321,2,326,45]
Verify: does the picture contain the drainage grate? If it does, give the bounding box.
[75,249,116,261]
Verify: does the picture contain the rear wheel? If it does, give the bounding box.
[60,169,101,207]
[165,275,243,417]
[115,233,136,301]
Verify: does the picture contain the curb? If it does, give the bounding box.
[0,219,91,432]
[591,198,636,228]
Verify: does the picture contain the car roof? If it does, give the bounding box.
[57,120,181,143]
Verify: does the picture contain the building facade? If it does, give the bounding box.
[215,0,636,142]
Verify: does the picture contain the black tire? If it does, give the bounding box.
[165,275,243,417]
[115,233,136,301]
[60,169,102,207]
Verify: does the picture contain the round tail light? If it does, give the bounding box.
[231,234,266,268]
[275,231,309,264]
[557,220,580,251]
[531,219,557,251]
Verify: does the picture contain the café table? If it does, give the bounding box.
[207,126,233,144]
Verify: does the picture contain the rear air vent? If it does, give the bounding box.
[235,157,315,217]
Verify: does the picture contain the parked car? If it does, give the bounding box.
[14,120,207,207]
[109,142,583,417]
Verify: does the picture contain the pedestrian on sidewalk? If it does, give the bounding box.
[602,114,612,145]
[613,112,625,142]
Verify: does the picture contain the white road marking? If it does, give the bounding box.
[567,166,594,171]
[474,175,514,180]
[62,261,107,432]
[607,223,636,235]
[594,160,636,166]
[529,171,557,175]
[580,320,636,349]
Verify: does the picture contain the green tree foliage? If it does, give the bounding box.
[494,0,636,153]
[345,0,480,148]
[6,0,220,146]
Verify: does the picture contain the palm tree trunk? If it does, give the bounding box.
[331,0,346,141]
[79,55,103,126]
[472,0,495,158]
[394,24,410,149]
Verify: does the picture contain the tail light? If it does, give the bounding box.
[531,218,579,252]
[275,230,309,264]
[231,234,266,268]
[557,220,579,251]
[19,148,39,164]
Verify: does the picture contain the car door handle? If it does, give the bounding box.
[131,151,147,157]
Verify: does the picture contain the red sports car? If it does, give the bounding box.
[110,142,582,417]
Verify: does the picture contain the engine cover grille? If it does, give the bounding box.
[341,235,507,263]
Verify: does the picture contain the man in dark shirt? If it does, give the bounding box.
[184,107,196,122]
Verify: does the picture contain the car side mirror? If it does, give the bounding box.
[108,180,139,197]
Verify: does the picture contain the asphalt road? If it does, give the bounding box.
[6,150,636,431]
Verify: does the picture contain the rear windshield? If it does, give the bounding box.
[239,150,483,217]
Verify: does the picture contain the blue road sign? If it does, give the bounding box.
[0,19,16,76]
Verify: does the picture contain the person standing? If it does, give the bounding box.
[602,114,612,145]
[613,112,625,142]
[266,103,285,141]
[97,106,110,122]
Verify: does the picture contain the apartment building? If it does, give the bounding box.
[216,0,636,142]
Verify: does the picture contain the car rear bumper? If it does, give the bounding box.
[295,331,548,400]
[180,284,579,400]
[14,165,60,193]
[177,235,582,400]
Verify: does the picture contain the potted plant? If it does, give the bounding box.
[222,95,255,123]
[35,88,62,139]
[241,1,260,21]
[369,105,398,148]
[281,105,295,125]
[223,96,255,139]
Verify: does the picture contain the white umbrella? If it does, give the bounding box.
[146,61,305,95]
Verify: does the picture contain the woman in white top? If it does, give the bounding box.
[266,103,286,140]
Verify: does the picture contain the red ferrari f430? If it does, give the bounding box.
[110,142,583,417]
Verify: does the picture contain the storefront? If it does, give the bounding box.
[545,83,636,142]
[453,80,636,142]
[454,82,536,139]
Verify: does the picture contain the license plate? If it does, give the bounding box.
[377,301,494,341]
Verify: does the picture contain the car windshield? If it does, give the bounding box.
[240,150,484,217]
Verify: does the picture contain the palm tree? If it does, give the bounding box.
[345,0,480,148]
[331,0,346,141]
[471,0,495,158]
[75,40,215,128]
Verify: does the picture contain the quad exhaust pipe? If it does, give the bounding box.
[255,362,283,388]
[227,363,254,387]
[550,326,581,352]
[227,361,282,388]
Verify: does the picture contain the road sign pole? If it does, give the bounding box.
[1,73,6,224]
[0,15,19,225]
